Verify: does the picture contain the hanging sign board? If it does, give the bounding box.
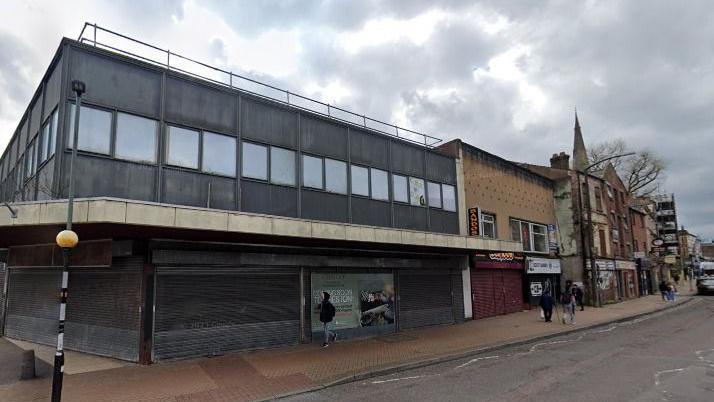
[468,207,481,236]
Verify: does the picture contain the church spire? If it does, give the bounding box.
[573,109,588,171]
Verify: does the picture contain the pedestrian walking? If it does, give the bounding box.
[539,291,555,323]
[666,283,677,302]
[659,280,668,301]
[318,291,337,348]
[561,281,576,324]
[574,284,584,311]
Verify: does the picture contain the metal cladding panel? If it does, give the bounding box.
[70,49,161,118]
[19,120,28,155]
[426,151,456,185]
[350,129,389,170]
[5,268,61,345]
[241,99,298,149]
[429,209,459,234]
[0,264,6,334]
[154,266,300,360]
[451,270,465,322]
[162,169,236,209]
[351,197,391,227]
[398,270,454,330]
[471,270,496,319]
[394,204,428,231]
[301,117,348,160]
[64,258,142,361]
[301,190,348,223]
[68,155,157,201]
[240,180,298,218]
[44,56,62,120]
[30,94,43,138]
[391,141,424,177]
[165,77,237,134]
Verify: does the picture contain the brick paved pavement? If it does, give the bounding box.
[0,293,693,402]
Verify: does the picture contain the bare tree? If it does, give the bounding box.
[588,139,665,197]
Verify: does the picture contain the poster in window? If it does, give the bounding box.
[311,273,395,331]
[547,224,558,252]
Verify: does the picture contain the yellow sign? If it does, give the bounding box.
[664,255,677,264]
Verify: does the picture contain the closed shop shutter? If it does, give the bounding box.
[398,270,454,330]
[472,269,524,319]
[64,258,142,361]
[502,270,523,314]
[5,268,61,345]
[0,263,6,334]
[154,266,300,361]
[471,270,496,319]
[451,270,465,322]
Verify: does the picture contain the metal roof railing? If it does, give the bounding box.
[77,23,442,147]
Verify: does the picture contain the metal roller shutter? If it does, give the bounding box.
[502,270,523,314]
[64,258,142,361]
[398,270,454,330]
[0,263,7,335]
[154,266,300,361]
[5,268,61,345]
[451,269,465,322]
[471,270,496,319]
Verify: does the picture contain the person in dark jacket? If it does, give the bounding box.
[659,280,668,301]
[574,284,584,311]
[539,292,555,322]
[319,291,337,347]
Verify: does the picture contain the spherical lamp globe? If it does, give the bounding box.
[56,230,79,249]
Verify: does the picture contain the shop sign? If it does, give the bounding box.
[664,255,677,264]
[547,224,558,252]
[633,251,646,259]
[311,273,395,332]
[527,257,562,274]
[586,259,616,271]
[652,238,664,247]
[477,251,523,262]
[615,260,636,270]
[468,207,481,236]
[530,282,543,296]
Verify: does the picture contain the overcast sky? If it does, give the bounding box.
[1,0,713,240]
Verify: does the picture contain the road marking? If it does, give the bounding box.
[454,355,500,369]
[593,325,617,333]
[372,375,426,384]
[654,368,687,386]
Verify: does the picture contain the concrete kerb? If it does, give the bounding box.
[267,297,696,402]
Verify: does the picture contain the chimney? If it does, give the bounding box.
[550,152,570,170]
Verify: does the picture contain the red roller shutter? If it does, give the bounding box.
[502,270,523,314]
[471,270,496,319]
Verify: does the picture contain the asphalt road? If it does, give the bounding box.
[283,297,714,402]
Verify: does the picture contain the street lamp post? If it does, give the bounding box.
[51,80,85,402]
[580,152,635,308]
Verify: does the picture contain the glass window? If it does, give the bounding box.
[68,104,112,154]
[370,168,389,201]
[49,110,58,157]
[303,155,323,189]
[521,221,531,251]
[532,224,547,252]
[510,219,522,242]
[115,113,158,163]
[25,141,34,178]
[166,125,199,169]
[202,132,236,176]
[242,142,268,180]
[325,159,347,194]
[409,177,426,206]
[427,181,442,208]
[393,174,408,203]
[442,184,456,211]
[270,146,296,186]
[351,165,369,196]
[482,213,496,238]
[39,124,49,163]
